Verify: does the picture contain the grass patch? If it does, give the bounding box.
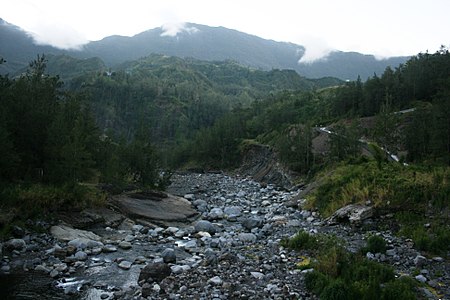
[0,182,106,221]
[305,161,449,255]
[284,230,417,299]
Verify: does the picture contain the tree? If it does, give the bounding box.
[45,95,98,184]
[329,121,361,161]
[373,96,399,154]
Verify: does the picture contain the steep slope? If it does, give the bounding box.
[76,24,305,72]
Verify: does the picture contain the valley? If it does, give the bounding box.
[0,17,449,300]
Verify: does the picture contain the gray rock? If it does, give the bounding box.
[415,274,427,283]
[194,220,216,234]
[51,225,101,242]
[161,248,176,263]
[386,249,396,256]
[366,252,375,260]
[238,233,257,243]
[327,204,373,224]
[138,262,171,284]
[118,241,132,250]
[286,219,301,227]
[102,245,117,253]
[193,199,207,208]
[414,255,427,268]
[208,276,223,285]
[74,251,88,261]
[68,238,104,249]
[204,248,218,266]
[50,269,60,278]
[208,208,224,220]
[112,193,197,223]
[118,261,132,270]
[224,206,242,218]
[5,239,26,251]
[242,217,264,230]
[184,194,195,200]
[250,271,265,280]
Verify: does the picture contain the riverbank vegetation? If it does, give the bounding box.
[282,230,417,300]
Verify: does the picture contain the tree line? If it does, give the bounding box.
[0,56,160,191]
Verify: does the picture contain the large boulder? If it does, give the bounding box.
[194,220,216,234]
[4,239,26,251]
[327,204,373,225]
[138,262,171,284]
[50,225,101,242]
[112,192,198,224]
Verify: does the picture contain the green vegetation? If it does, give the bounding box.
[306,160,450,254]
[284,231,417,300]
[361,235,387,254]
[0,56,165,226]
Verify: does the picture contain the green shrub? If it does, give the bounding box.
[362,235,387,254]
[381,276,416,300]
[320,279,355,300]
[281,230,318,250]
[304,271,330,295]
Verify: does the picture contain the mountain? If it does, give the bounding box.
[0,18,63,74]
[0,19,409,79]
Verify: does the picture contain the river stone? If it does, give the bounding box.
[4,239,26,251]
[208,207,224,219]
[118,261,132,270]
[68,238,104,249]
[242,217,264,230]
[74,251,88,261]
[238,233,257,243]
[415,274,427,283]
[208,276,223,285]
[51,225,101,242]
[327,204,373,224]
[112,193,197,222]
[161,248,176,263]
[118,241,132,250]
[251,271,265,280]
[224,206,242,218]
[414,255,428,268]
[194,220,216,234]
[102,245,118,253]
[138,262,171,284]
[193,199,207,208]
[50,269,60,278]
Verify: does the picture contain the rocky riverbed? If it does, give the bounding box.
[1,172,449,299]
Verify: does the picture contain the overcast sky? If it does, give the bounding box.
[2,0,450,62]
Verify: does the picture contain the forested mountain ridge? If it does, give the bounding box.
[0,18,409,79]
[70,54,341,144]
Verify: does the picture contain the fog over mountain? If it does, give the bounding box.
[0,19,408,80]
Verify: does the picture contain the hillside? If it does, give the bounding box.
[0,18,409,80]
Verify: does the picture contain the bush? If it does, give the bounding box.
[362,235,387,254]
[281,230,317,250]
[305,271,330,295]
[381,276,416,300]
[321,279,355,300]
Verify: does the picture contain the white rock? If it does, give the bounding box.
[208,276,223,285]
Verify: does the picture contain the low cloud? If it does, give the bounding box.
[160,22,199,37]
[29,22,88,50]
[297,35,333,64]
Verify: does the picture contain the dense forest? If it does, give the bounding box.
[174,47,450,171]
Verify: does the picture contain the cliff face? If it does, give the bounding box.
[238,143,295,189]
